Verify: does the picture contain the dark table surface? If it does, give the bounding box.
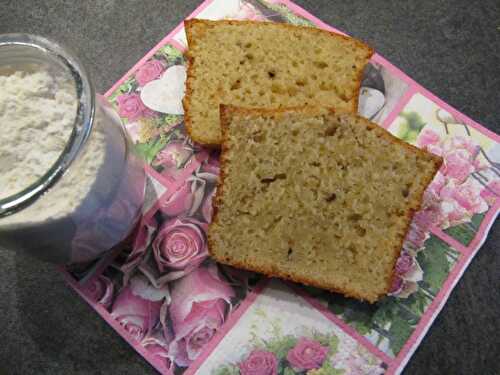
[1,1,499,374]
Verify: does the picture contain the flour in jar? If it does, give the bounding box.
[0,68,77,199]
[0,66,108,223]
[0,57,144,263]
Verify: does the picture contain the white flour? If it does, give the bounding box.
[1,118,108,225]
[0,68,77,199]
[0,66,108,223]
[0,64,144,263]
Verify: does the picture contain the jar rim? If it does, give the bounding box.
[0,34,95,218]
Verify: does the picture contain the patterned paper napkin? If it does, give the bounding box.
[62,1,500,374]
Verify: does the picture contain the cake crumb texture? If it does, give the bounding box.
[183,19,374,145]
[209,106,442,302]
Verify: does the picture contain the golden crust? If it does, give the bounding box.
[182,19,374,146]
[209,105,442,303]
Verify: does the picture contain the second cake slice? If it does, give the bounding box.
[208,106,442,302]
[183,19,374,145]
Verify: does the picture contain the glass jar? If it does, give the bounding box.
[0,34,146,264]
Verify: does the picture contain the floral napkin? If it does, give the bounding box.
[63,1,499,374]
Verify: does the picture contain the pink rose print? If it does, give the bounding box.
[111,274,170,342]
[419,172,477,229]
[121,218,207,288]
[84,275,114,310]
[415,131,490,232]
[161,181,197,217]
[413,206,442,232]
[417,129,443,157]
[121,218,158,283]
[439,179,488,226]
[201,187,216,223]
[201,151,221,176]
[444,135,479,155]
[416,173,446,234]
[423,172,446,204]
[441,148,476,183]
[168,264,234,367]
[116,93,155,122]
[389,276,420,299]
[152,218,208,281]
[160,151,218,218]
[394,252,413,275]
[389,251,423,298]
[441,136,483,183]
[135,59,166,86]
[417,128,440,149]
[480,180,500,206]
[390,277,404,296]
[153,141,194,171]
[405,223,429,250]
[440,199,469,227]
[155,148,207,218]
[239,350,278,375]
[228,3,266,21]
[441,179,488,214]
[287,338,329,371]
[141,326,173,366]
[418,131,483,183]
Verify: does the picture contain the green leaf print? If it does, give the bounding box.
[159,44,184,62]
[256,0,315,26]
[311,332,330,347]
[418,236,456,294]
[270,317,283,339]
[160,113,183,128]
[135,137,168,164]
[443,212,485,246]
[443,225,475,245]
[264,335,297,361]
[311,331,339,355]
[283,367,295,375]
[403,289,430,316]
[108,79,134,103]
[327,295,377,335]
[372,297,399,328]
[255,307,267,318]
[388,314,413,354]
[470,212,485,229]
[318,360,346,375]
[212,365,240,375]
[107,90,119,104]
[396,112,426,143]
[350,319,372,335]
[328,334,339,355]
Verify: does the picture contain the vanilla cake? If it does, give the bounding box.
[183,19,374,145]
[208,106,442,302]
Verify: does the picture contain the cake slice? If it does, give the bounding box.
[183,19,374,146]
[208,106,442,302]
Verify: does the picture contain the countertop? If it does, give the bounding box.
[0,0,499,374]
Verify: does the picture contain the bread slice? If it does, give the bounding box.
[183,19,374,146]
[208,106,442,302]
